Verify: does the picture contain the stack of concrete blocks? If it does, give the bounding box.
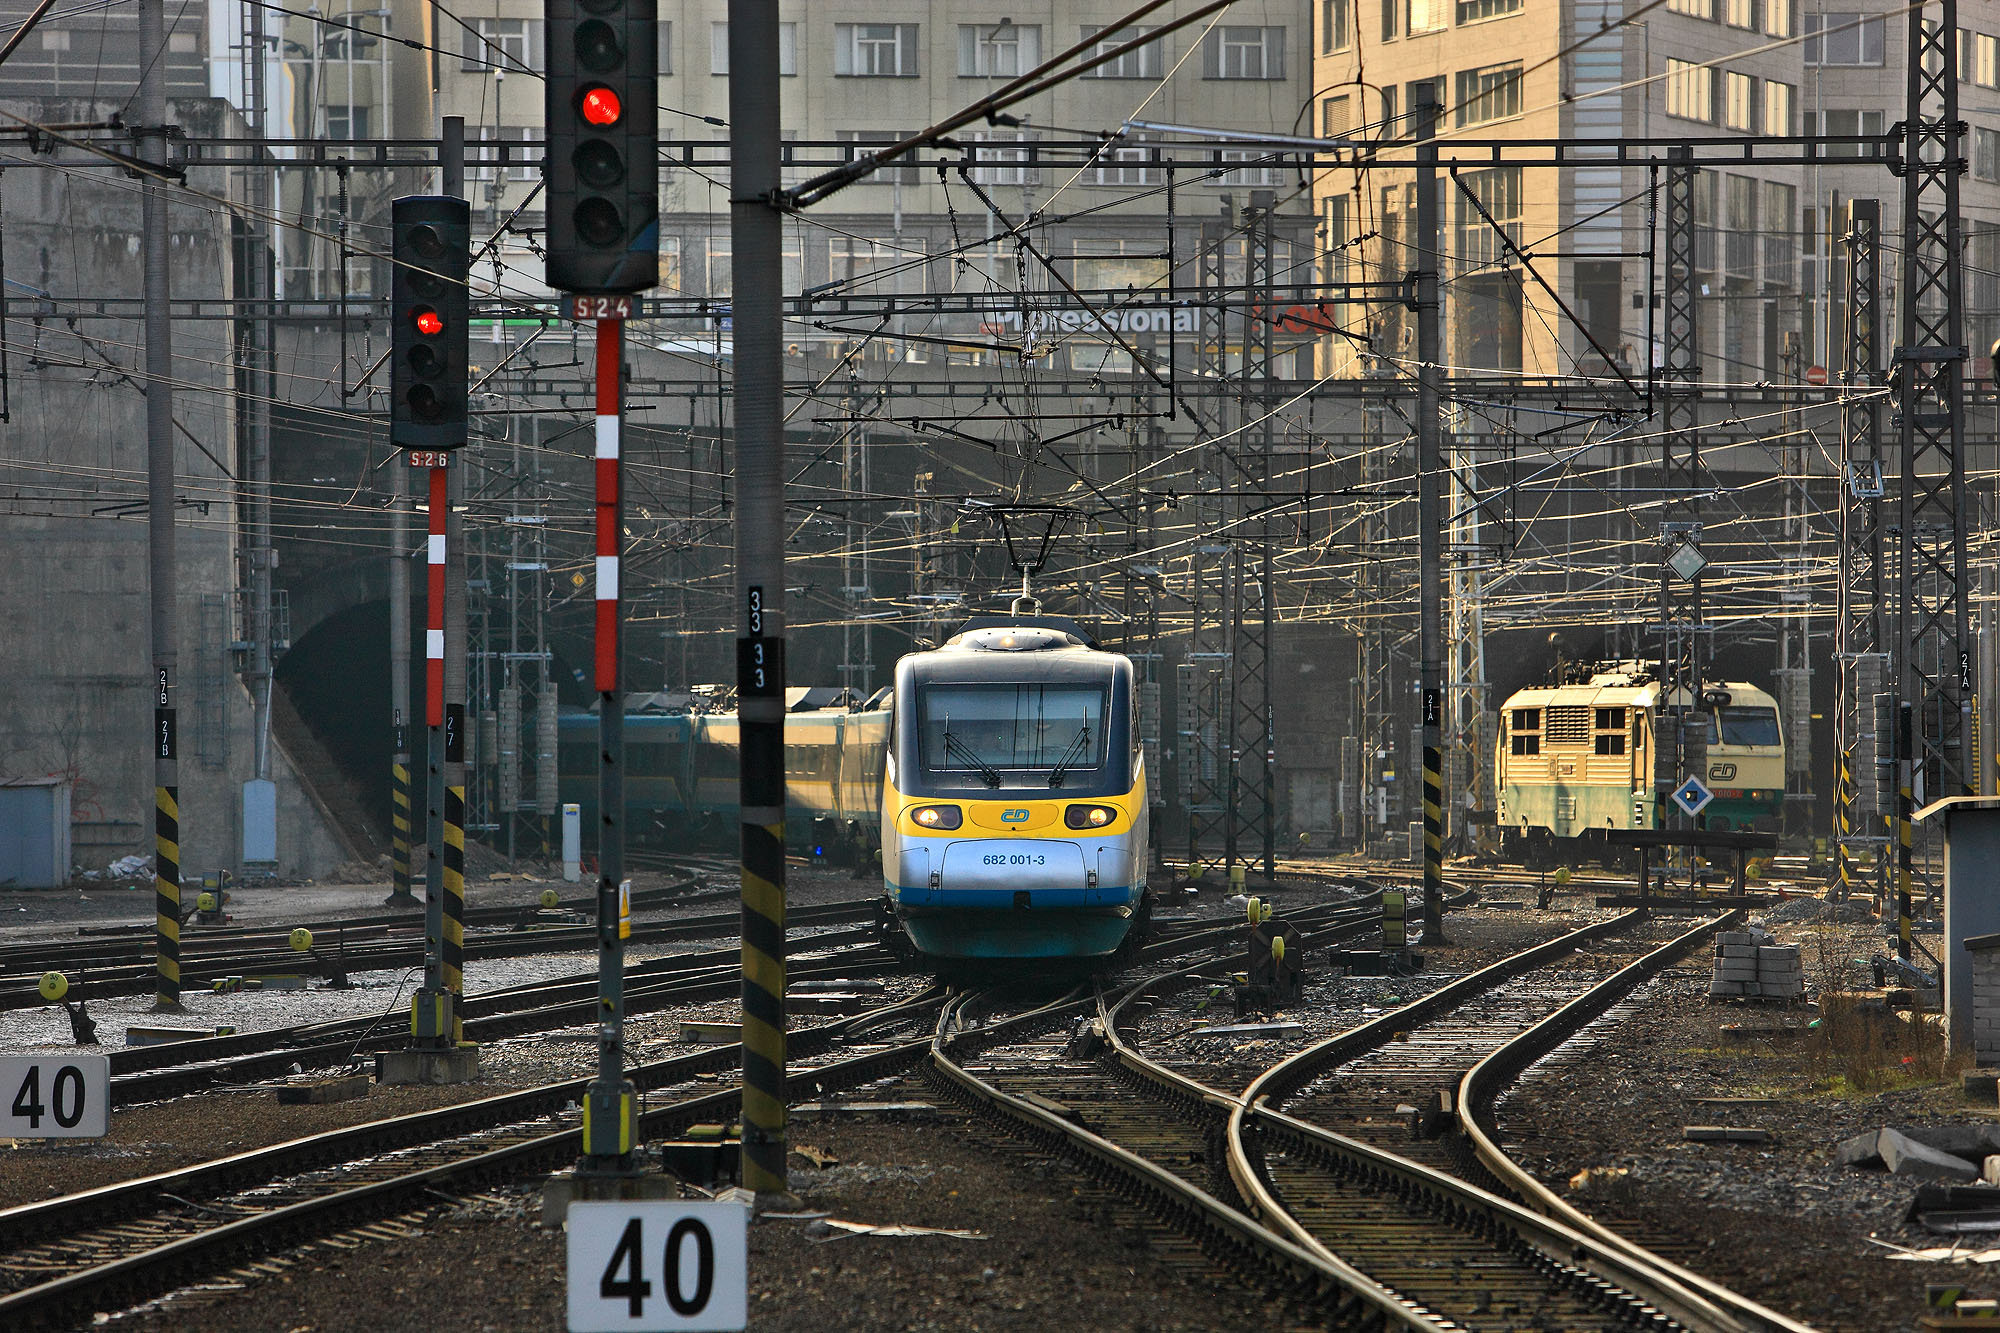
[1969,939,2000,1069]
[1710,927,1806,1000]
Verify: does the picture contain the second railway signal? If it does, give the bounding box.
[390,196,471,449]
[545,0,658,294]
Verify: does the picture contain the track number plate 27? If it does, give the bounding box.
[567,1199,748,1331]
[0,1055,108,1138]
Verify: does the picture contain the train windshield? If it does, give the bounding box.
[1707,706,1781,747]
[917,684,1107,782]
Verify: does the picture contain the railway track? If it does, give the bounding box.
[0,986,947,1330]
[938,904,1819,1330]
[0,893,1381,1327]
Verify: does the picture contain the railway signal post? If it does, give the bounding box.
[379,184,479,1086]
[544,0,658,1182]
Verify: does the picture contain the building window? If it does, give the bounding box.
[827,237,907,293]
[1723,71,1755,131]
[1803,13,1884,65]
[1665,58,1713,122]
[1322,194,1351,285]
[710,22,797,75]
[1322,93,1352,138]
[1454,165,1521,270]
[966,131,1041,186]
[1089,136,1159,186]
[1407,0,1447,35]
[1455,63,1521,126]
[1213,149,1285,187]
[1764,0,1791,36]
[1082,25,1163,78]
[834,23,919,77]
[325,105,369,139]
[656,21,672,75]
[1457,0,1522,23]
[704,237,802,300]
[1820,107,1885,157]
[1980,32,1999,88]
[834,130,921,184]
[1204,26,1285,79]
[1761,180,1795,285]
[1379,85,1398,137]
[470,126,535,182]
[1667,0,1714,17]
[39,28,67,50]
[1763,79,1792,136]
[1977,126,2000,182]
[461,17,537,73]
[1724,0,1754,28]
[1321,0,1351,52]
[1073,239,1170,291]
[1381,0,1398,42]
[958,23,1041,78]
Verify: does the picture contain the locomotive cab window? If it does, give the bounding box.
[1707,705,1781,747]
[1509,707,1540,755]
[917,684,1108,783]
[1593,706,1627,755]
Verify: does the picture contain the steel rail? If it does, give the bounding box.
[928,987,1433,1331]
[0,989,949,1332]
[1452,912,1822,1333]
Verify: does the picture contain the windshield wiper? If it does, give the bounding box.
[1047,723,1091,788]
[942,728,1002,788]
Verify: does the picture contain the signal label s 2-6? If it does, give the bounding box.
[0,1055,109,1138]
[567,1199,747,1331]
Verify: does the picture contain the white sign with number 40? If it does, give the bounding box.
[567,1199,748,1332]
[0,1055,109,1138]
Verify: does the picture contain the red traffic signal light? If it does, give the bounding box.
[579,86,622,126]
[414,308,444,337]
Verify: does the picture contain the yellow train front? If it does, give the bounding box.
[881,616,1150,960]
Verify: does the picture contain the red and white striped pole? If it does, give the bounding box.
[582,314,635,1169]
[427,465,447,729]
[418,460,449,1015]
[594,321,621,693]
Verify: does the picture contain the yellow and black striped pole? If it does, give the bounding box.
[1412,98,1447,945]
[153,781,181,1010]
[1834,745,1857,900]
[1897,700,1914,964]
[443,781,467,1042]
[732,13,790,1200]
[388,754,415,905]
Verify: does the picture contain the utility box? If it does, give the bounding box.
[1912,796,2000,1055]
[242,779,277,868]
[0,778,72,888]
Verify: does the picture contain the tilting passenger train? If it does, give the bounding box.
[1495,661,1785,862]
[556,689,888,861]
[881,615,1152,960]
[555,613,1154,961]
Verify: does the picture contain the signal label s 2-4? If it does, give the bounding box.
[0,1055,109,1138]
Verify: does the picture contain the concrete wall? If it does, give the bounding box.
[0,97,349,881]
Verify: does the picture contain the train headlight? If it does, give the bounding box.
[910,804,962,831]
[1064,804,1118,829]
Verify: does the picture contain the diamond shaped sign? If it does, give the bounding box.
[1672,775,1714,817]
[1666,542,1709,582]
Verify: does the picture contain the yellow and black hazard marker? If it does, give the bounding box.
[389,760,414,902]
[443,782,467,1042]
[1422,740,1445,942]
[1896,700,1913,963]
[1834,747,1857,898]
[154,784,181,1010]
[738,619,788,1198]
